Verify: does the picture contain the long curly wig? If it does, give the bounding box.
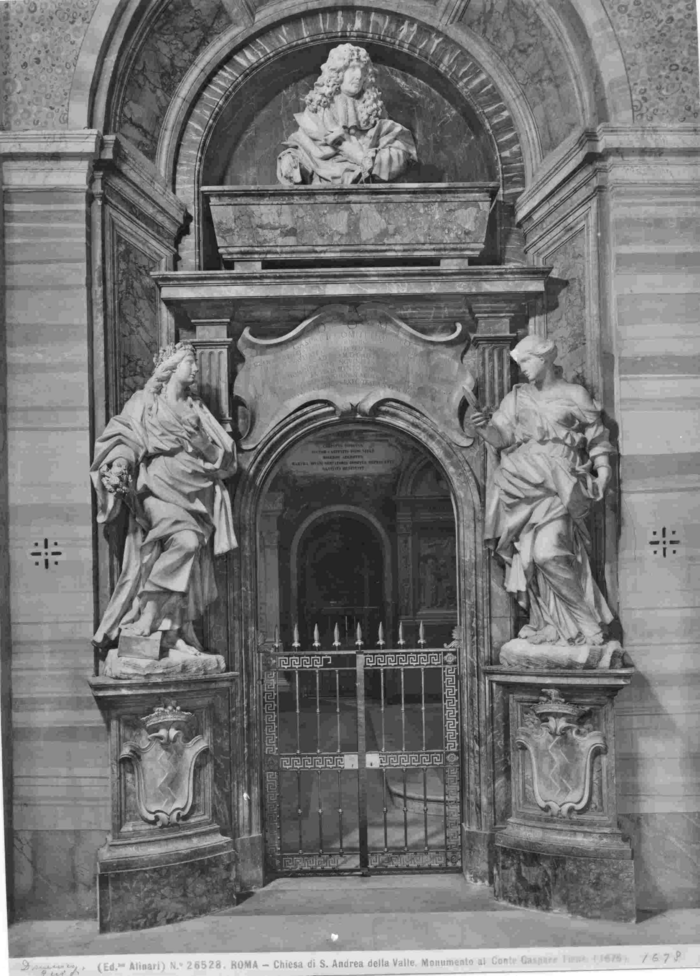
[305,44,385,129]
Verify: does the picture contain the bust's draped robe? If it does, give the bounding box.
[91,390,237,646]
[277,93,417,185]
[485,383,613,643]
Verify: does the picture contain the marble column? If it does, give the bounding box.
[257,491,285,645]
[191,322,234,433]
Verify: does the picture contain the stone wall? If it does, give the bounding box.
[0,133,109,920]
[609,147,700,909]
[517,126,700,911]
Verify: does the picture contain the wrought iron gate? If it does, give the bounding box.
[262,638,461,874]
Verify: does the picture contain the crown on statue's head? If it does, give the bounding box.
[153,341,196,368]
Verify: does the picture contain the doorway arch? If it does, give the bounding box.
[230,400,488,886]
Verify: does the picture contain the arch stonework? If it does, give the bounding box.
[229,399,488,881]
[68,0,632,158]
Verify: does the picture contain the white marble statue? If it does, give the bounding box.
[91,342,237,677]
[469,335,622,669]
[277,44,417,185]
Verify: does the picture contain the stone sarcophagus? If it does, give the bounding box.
[203,183,498,267]
[486,668,636,922]
[90,672,238,932]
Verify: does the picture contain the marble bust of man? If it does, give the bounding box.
[277,44,418,185]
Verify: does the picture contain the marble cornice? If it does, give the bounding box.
[0,129,102,158]
[516,123,700,226]
[95,134,188,243]
[154,266,551,304]
[0,130,102,189]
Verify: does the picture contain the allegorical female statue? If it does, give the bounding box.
[469,335,620,667]
[91,342,237,677]
[277,44,417,185]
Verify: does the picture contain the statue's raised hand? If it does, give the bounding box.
[470,410,489,428]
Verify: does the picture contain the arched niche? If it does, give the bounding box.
[208,44,498,187]
[288,505,394,648]
[168,9,534,269]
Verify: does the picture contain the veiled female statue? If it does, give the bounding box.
[277,44,417,185]
[470,335,621,667]
[91,342,237,677]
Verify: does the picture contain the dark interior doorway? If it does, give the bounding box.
[297,515,385,648]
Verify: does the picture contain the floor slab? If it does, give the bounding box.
[8,876,700,958]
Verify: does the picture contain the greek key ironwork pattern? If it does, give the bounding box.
[279,754,355,770]
[263,668,278,756]
[275,655,333,669]
[368,851,447,869]
[376,751,445,768]
[443,665,459,755]
[262,645,462,874]
[364,652,445,667]
[280,854,361,871]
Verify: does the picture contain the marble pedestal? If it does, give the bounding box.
[486,668,636,922]
[89,672,238,932]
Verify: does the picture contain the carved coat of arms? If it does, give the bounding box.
[515,689,606,818]
[120,702,209,827]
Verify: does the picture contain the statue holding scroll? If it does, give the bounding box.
[277,44,417,185]
[469,335,623,669]
[91,342,237,678]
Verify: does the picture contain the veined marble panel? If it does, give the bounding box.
[540,227,587,384]
[118,0,231,160]
[459,0,580,153]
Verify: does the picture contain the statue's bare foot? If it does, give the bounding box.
[520,624,558,645]
[121,616,155,637]
[171,638,204,657]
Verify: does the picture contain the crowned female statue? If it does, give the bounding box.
[469,335,622,668]
[91,342,237,677]
[277,44,417,185]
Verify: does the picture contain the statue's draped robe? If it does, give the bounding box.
[277,93,417,185]
[91,390,237,645]
[485,382,613,643]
